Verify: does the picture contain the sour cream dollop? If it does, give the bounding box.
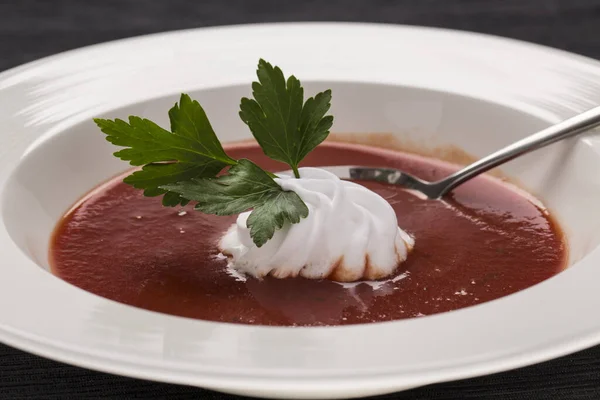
[220,167,414,282]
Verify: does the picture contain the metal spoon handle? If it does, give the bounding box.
[435,105,600,197]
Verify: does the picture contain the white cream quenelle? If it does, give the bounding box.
[219,167,414,282]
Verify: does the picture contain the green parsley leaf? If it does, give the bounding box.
[161,159,308,247]
[96,61,334,248]
[239,59,333,178]
[94,94,236,206]
[245,192,308,248]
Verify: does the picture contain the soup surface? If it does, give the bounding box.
[50,142,567,326]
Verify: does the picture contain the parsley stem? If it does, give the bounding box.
[292,166,301,179]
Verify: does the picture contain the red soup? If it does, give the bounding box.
[50,142,567,326]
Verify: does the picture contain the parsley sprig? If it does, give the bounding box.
[239,59,333,178]
[94,59,332,247]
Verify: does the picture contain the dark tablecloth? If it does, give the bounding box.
[2,1,600,399]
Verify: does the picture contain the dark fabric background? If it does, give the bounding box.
[2,0,600,399]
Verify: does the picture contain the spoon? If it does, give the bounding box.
[321,106,600,199]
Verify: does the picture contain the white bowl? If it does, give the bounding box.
[2,23,600,399]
